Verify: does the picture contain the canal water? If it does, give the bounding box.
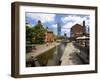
[35,42,67,66]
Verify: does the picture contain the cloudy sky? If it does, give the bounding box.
[26,12,90,37]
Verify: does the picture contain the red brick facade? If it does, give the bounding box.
[44,31,54,42]
[71,24,85,38]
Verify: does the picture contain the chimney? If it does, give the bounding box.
[83,21,86,34]
[83,21,85,27]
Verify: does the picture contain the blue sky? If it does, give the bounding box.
[25,12,90,37]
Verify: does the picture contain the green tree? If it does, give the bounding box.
[26,21,47,44]
[32,23,46,44]
[26,26,35,44]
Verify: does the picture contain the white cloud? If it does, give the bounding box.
[61,15,90,29]
[61,28,70,37]
[51,24,57,28]
[61,15,89,24]
[61,29,70,33]
[26,13,56,23]
[62,22,75,29]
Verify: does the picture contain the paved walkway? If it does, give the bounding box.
[61,42,82,65]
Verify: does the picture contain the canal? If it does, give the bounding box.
[36,42,67,66]
[26,42,67,67]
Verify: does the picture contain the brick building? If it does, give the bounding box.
[70,21,86,38]
[44,31,54,42]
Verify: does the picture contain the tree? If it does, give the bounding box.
[32,23,46,44]
[26,26,34,44]
[26,20,47,44]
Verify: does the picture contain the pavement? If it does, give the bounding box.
[61,42,83,65]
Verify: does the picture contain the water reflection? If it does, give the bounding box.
[36,42,67,66]
[53,42,67,65]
